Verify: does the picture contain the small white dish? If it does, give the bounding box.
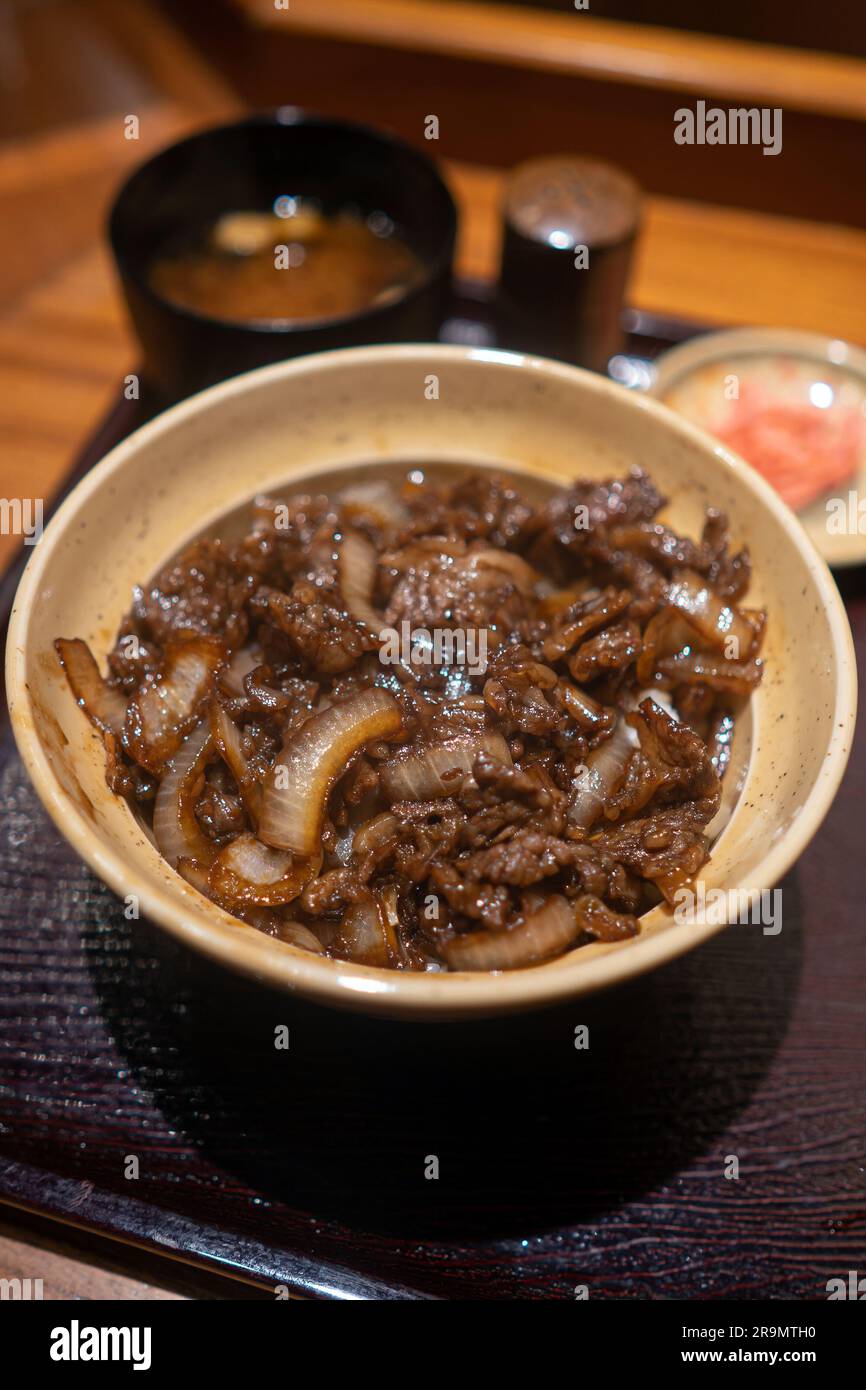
[652,327,866,567]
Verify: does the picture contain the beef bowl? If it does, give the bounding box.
[6,346,856,1017]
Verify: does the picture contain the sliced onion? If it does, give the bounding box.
[259,687,403,854]
[635,609,694,683]
[381,731,512,802]
[333,898,390,967]
[556,682,615,735]
[338,529,385,634]
[218,646,260,697]
[224,903,324,953]
[153,721,216,867]
[352,811,399,857]
[274,920,325,953]
[209,700,261,821]
[443,894,578,971]
[657,650,763,694]
[568,718,634,831]
[176,856,323,953]
[340,480,409,531]
[176,856,212,894]
[462,548,539,594]
[378,883,403,959]
[244,664,291,713]
[55,637,127,738]
[666,569,756,656]
[209,831,315,906]
[125,635,224,772]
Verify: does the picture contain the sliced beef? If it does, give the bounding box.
[63,467,763,972]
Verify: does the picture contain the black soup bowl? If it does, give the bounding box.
[108,111,458,399]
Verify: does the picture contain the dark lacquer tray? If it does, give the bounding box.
[1,292,865,1300]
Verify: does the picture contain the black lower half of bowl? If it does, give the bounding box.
[118,266,454,401]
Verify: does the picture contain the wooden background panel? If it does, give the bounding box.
[236,0,866,120]
[466,0,866,58]
[191,24,866,228]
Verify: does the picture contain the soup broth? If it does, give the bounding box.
[148,204,425,325]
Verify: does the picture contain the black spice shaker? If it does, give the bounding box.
[497,156,641,373]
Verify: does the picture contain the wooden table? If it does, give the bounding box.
[2,6,866,1302]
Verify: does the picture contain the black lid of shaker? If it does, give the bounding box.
[499,156,641,370]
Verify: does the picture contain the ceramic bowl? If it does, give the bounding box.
[6,345,857,1018]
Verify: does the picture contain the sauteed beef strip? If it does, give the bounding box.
[55,467,764,972]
